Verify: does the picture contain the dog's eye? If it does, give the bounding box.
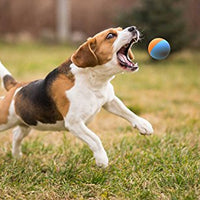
[106,33,116,40]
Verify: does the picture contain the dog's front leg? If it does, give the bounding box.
[65,121,108,168]
[103,96,153,135]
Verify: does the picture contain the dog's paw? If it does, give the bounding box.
[12,150,23,159]
[94,150,109,168]
[133,117,154,135]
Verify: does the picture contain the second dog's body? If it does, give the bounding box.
[0,26,153,167]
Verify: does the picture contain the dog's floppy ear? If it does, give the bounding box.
[128,49,134,60]
[71,37,98,68]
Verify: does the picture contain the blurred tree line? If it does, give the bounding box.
[117,0,188,52]
[0,0,199,50]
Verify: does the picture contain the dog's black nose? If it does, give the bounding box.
[128,26,136,32]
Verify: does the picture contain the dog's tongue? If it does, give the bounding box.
[118,53,133,66]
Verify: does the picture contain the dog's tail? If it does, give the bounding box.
[0,61,17,91]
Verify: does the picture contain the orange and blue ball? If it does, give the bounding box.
[148,38,170,60]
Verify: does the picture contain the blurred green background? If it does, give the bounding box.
[0,0,200,50]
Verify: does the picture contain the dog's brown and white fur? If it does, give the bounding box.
[0,26,153,167]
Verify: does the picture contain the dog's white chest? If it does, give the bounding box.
[84,88,108,122]
[65,71,115,124]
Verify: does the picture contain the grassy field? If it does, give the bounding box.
[0,42,199,200]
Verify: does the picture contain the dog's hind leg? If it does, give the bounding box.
[12,126,31,158]
[0,117,18,132]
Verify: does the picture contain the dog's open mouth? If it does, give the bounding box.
[117,39,138,72]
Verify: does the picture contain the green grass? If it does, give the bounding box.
[0,42,200,199]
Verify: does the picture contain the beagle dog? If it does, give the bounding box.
[0,26,153,167]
